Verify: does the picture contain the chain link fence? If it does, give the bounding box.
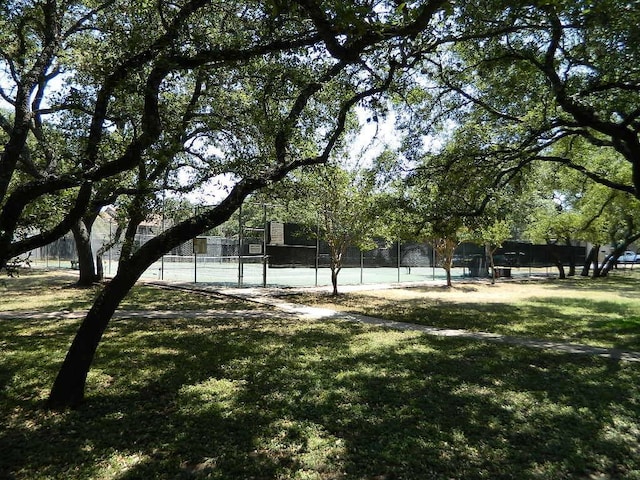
[25,202,586,287]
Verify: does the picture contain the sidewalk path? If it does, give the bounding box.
[154,282,640,363]
[5,279,639,363]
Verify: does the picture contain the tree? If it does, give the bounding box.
[37,0,455,409]
[472,219,512,284]
[386,112,531,286]
[275,164,385,295]
[1,1,140,268]
[387,174,468,288]
[428,218,464,287]
[522,141,640,278]
[417,0,640,202]
[582,191,640,278]
[386,0,640,285]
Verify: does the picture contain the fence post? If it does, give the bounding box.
[263,203,267,288]
[192,206,197,284]
[397,239,401,283]
[432,246,436,280]
[109,220,113,276]
[315,214,320,287]
[160,195,165,280]
[238,205,243,287]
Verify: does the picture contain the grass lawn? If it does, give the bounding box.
[283,272,640,351]
[1,270,639,479]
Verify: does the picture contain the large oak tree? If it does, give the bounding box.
[0,0,456,409]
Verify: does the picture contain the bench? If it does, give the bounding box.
[70,260,80,269]
[5,260,24,277]
[494,267,511,278]
[3,254,31,277]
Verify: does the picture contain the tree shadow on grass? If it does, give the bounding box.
[522,297,640,351]
[326,293,640,351]
[1,314,639,479]
[421,298,640,351]
[0,270,77,289]
[230,331,639,479]
[120,285,256,311]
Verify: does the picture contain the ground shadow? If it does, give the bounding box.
[2,311,639,479]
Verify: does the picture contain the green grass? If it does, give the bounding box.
[120,284,256,311]
[0,272,99,312]
[286,274,640,351]
[0,271,254,312]
[1,271,640,479]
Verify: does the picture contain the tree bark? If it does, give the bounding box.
[556,261,566,279]
[601,249,623,277]
[546,242,566,279]
[581,245,598,277]
[331,267,339,296]
[329,242,345,296]
[565,238,576,276]
[72,219,99,286]
[486,244,497,285]
[47,270,138,409]
[444,265,452,287]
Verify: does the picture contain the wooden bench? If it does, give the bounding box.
[70,260,80,269]
[5,261,22,277]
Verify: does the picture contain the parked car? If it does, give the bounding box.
[617,251,640,263]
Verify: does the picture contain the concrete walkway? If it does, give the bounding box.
[150,281,640,363]
[4,279,639,363]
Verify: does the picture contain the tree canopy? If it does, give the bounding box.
[3,0,639,409]
[402,0,640,203]
[0,0,457,409]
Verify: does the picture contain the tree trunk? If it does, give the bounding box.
[581,245,598,276]
[330,258,342,296]
[331,267,339,296]
[486,244,496,285]
[601,251,621,277]
[71,219,98,286]
[546,242,566,279]
[45,178,260,409]
[96,252,104,281]
[444,266,452,287]
[329,243,345,296]
[556,262,566,279]
[47,270,139,409]
[593,250,613,278]
[565,238,576,276]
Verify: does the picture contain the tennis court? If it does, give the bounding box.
[143,260,437,287]
[28,253,556,288]
[128,255,548,288]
